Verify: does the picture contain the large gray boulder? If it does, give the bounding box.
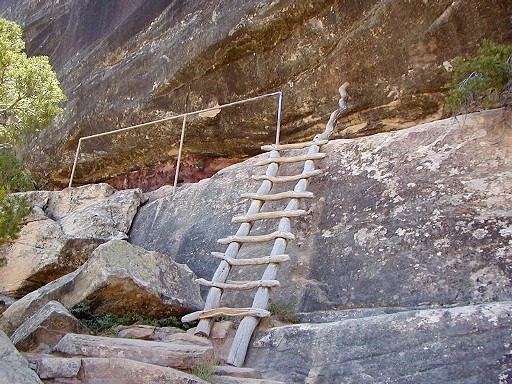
[2,239,203,335]
[1,1,510,188]
[130,108,512,311]
[246,301,512,383]
[0,330,43,384]
[0,184,144,297]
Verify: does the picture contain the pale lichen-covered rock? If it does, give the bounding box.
[246,302,512,383]
[10,300,89,352]
[130,109,512,311]
[0,330,43,384]
[0,184,144,297]
[1,1,510,188]
[57,187,144,240]
[2,240,203,335]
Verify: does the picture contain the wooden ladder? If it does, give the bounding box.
[182,83,349,367]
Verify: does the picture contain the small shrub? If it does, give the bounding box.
[69,303,197,334]
[269,301,300,324]
[0,188,32,248]
[0,147,34,192]
[0,147,34,249]
[190,356,219,382]
[445,40,512,115]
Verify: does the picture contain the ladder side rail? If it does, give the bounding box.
[195,150,280,336]
[227,144,322,366]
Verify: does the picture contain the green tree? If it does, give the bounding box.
[445,40,512,114]
[0,18,66,144]
[0,18,65,248]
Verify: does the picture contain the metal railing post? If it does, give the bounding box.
[68,138,83,188]
[172,115,187,196]
[275,91,283,145]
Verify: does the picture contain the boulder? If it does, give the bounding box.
[0,330,43,384]
[2,239,203,335]
[246,301,512,383]
[25,354,209,384]
[117,325,185,341]
[0,1,510,188]
[50,333,214,371]
[10,300,89,352]
[25,353,82,380]
[130,109,512,312]
[57,188,144,240]
[0,185,144,297]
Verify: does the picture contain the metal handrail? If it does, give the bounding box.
[68,91,283,193]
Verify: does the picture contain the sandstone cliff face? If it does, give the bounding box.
[1,0,510,188]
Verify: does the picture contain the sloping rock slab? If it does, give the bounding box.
[10,300,89,352]
[0,331,43,384]
[246,302,512,383]
[25,354,208,384]
[2,240,203,335]
[130,109,512,312]
[51,333,213,371]
[0,184,144,297]
[213,378,285,384]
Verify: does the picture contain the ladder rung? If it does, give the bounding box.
[241,191,314,201]
[252,170,322,183]
[256,153,326,166]
[232,209,307,223]
[218,230,295,244]
[212,252,290,266]
[182,307,271,322]
[196,278,280,290]
[261,139,328,151]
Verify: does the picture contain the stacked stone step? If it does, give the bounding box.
[13,329,285,383]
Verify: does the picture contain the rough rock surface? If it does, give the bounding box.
[0,1,510,188]
[10,300,89,352]
[0,184,144,297]
[25,354,209,384]
[50,333,214,371]
[2,239,203,335]
[0,330,43,384]
[246,302,512,383]
[116,324,185,341]
[130,109,512,312]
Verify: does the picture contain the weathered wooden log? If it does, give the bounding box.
[182,307,271,323]
[256,152,326,166]
[196,278,280,290]
[252,170,322,183]
[211,252,290,266]
[232,209,307,223]
[241,191,314,201]
[218,231,295,245]
[261,139,328,151]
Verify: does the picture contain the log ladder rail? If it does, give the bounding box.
[182,83,349,367]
